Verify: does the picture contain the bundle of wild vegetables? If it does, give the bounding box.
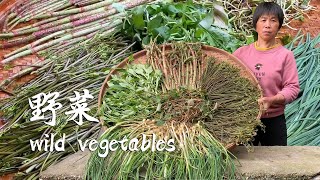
[120,1,246,53]
[218,0,314,36]
[86,42,262,179]
[284,32,320,146]
[0,0,154,64]
[0,33,135,179]
[0,120,98,179]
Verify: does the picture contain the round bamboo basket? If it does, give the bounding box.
[98,43,263,150]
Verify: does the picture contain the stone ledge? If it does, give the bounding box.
[40,149,90,180]
[40,146,320,180]
[230,146,320,179]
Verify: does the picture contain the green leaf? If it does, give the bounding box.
[155,26,170,40]
[103,68,110,74]
[147,15,163,31]
[135,67,145,76]
[185,20,197,28]
[167,4,180,14]
[119,82,129,88]
[195,28,205,38]
[142,36,150,45]
[199,13,214,30]
[127,68,137,76]
[128,54,134,63]
[144,66,153,75]
[246,35,255,44]
[146,4,160,16]
[150,4,159,10]
[172,2,184,12]
[280,34,293,45]
[208,26,229,40]
[169,26,182,36]
[132,6,145,30]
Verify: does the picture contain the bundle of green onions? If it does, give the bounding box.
[285,32,320,146]
[86,42,262,179]
[0,0,154,64]
[0,32,135,179]
[86,119,238,179]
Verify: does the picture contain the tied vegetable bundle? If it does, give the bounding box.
[86,42,262,179]
[0,0,153,64]
[0,33,135,179]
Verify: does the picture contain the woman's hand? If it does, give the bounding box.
[258,94,286,115]
[258,97,273,114]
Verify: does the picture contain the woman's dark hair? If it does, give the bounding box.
[253,2,284,30]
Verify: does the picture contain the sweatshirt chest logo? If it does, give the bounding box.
[255,63,263,70]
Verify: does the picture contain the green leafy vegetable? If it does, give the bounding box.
[121,1,245,52]
[101,64,162,126]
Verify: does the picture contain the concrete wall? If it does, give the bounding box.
[40,146,320,180]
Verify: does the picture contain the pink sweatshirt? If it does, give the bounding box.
[233,43,300,118]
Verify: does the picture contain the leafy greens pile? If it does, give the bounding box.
[121,1,246,53]
[101,64,162,125]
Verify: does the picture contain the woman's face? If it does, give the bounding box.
[256,14,280,42]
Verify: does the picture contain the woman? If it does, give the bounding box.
[233,2,300,146]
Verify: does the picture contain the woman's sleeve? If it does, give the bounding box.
[277,52,300,104]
